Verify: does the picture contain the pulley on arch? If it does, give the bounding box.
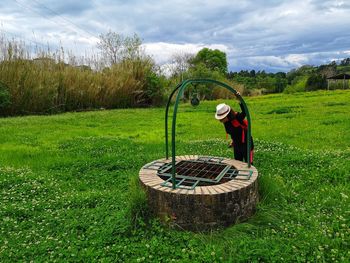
[190,84,200,106]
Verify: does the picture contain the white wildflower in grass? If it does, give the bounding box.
[340,193,348,199]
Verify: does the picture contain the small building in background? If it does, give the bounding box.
[327,73,350,90]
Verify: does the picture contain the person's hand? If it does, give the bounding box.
[235,91,241,100]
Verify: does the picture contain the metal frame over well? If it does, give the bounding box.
[164,79,253,189]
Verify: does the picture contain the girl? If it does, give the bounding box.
[215,101,254,163]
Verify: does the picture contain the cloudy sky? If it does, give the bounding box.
[1,0,350,72]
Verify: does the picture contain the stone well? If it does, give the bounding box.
[139,155,259,231]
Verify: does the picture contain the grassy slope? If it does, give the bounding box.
[0,90,349,262]
[337,65,350,73]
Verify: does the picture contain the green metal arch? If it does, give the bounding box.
[165,79,252,189]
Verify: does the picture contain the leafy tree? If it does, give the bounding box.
[329,60,337,67]
[286,65,316,85]
[284,76,308,94]
[317,63,337,78]
[190,48,228,75]
[143,70,165,106]
[184,62,225,99]
[286,69,301,85]
[274,75,288,93]
[258,70,267,78]
[256,76,275,92]
[298,65,316,74]
[226,69,287,93]
[305,74,327,91]
[340,58,350,66]
[275,72,286,78]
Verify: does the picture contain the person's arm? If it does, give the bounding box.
[224,122,235,143]
[224,121,232,134]
[235,102,246,122]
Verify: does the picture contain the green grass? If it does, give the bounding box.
[0,90,349,262]
[337,65,350,73]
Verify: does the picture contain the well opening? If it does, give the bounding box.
[159,160,232,186]
[143,156,253,190]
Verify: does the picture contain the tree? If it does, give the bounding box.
[97,31,123,65]
[305,74,327,91]
[274,75,288,93]
[183,62,225,99]
[170,52,194,81]
[286,69,301,84]
[340,58,350,66]
[97,31,143,66]
[317,63,337,78]
[190,48,228,75]
[123,33,143,60]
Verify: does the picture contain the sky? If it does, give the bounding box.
[1,0,350,72]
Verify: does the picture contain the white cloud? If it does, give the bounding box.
[1,0,350,72]
[285,54,309,66]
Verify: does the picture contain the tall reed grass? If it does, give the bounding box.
[0,36,165,116]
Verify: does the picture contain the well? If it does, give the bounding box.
[139,79,259,231]
[139,155,258,231]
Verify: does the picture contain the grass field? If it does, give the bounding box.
[0,90,349,262]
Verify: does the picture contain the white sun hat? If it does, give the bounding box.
[215,103,231,120]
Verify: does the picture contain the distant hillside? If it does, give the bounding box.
[227,57,350,95]
[337,65,350,73]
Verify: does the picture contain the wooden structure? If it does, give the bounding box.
[327,73,350,90]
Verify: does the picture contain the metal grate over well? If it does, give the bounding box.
[164,160,228,179]
[143,156,253,190]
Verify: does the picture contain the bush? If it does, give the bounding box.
[0,81,10,115]
[142,69,166,106]
[283,76,308,94]
[305,74,327,91]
